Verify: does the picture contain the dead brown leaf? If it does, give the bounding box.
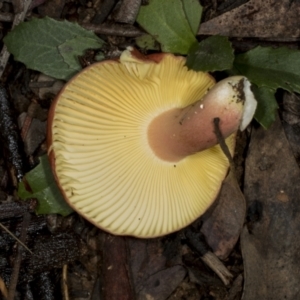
[201,168,246,260]
[199,0,300,41]
[241,115,300,300]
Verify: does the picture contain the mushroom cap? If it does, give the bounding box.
[48,49,235,238]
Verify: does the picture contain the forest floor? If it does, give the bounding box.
[0,0,300,299]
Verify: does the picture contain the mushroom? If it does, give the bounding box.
[48,47,256,238]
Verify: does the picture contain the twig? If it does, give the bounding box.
[0,276,8,299]
[114,0,142,24]
[62,264,70,300]
[0,222,33,254]
[200,251,233,286]
[185,228,233,286]
[7,212,31,300]
[0,0,32,79]
[82,22,144,37]
[213,117,235,171]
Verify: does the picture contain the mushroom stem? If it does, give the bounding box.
[147,76,257,162]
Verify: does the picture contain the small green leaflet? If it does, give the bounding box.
[18,155,73,216]
[186,36,234,72]
[252,86,278,129]
[182,0,203,35]
[234,46,300,93]
[4,17,105,80]
[135,34,160,51]
[136,0,200,54]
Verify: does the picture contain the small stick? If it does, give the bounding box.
[0,222,33,254]
[114,0,142,24]
[62,264,70,300]
[0,277,8,299]
[185,228,233,286]
[213,117,235,171]
[7,212,31,300]
[200,251,233,286]
[82,22,144,37]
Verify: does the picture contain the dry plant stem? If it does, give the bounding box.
[213,116,246,202]
[185,228,233,286]
[0,0,32,78]
[114,0,141,24]
[81,22,144,37]
[8,212,31,300]
[0,222,32,254]
[201,251,233,286]
[0,276,8,299]
[213,117,235,171]
[62,264,70,300]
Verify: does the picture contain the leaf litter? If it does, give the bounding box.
[1,0,300,299]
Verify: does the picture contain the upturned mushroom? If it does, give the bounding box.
[48,47,257,238]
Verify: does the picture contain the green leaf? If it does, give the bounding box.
[18,155,73,216]
[252,85,278,129]
[234,46,300,93]
[136,0,197,54]
[182,0,202,35]
[58,36,104,71]
[186,36,234,72]
[4,17,105,80]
